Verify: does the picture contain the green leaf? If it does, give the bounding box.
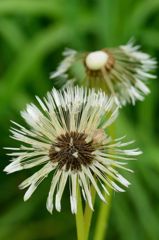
[0,0,62,18]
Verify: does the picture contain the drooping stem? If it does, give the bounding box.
[75,183,85,240]
[84,185,96,240]
[94,122,115,240]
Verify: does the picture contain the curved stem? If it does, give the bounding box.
[75,184,85,240]
[84,185,96,240]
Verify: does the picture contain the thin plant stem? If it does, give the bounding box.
[84,185,96,240]
[94,122,115,240]
[94,188,113,240]
[75,183,85,240]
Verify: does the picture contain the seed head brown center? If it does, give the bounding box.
[49,131,95,171]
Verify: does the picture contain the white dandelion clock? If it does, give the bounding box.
[4,86,142,214]
[50,40,157,106]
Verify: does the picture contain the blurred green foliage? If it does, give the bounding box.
[0,0,159,239]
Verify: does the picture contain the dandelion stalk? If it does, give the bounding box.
[94,123,116,240]
[84,185,96,240]
[75,183,85,240]
[94,187,113,240]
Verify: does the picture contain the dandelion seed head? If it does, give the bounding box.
[51,40,157,106]
[4,86,141,214]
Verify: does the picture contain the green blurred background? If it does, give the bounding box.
[0,0,159,239]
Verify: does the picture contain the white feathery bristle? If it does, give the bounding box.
[55,193,61,212]
[4,162,22,173]
[111,181,125,192]
[70,196,77,214]
[24,184,36,201]
[116,174,130,187]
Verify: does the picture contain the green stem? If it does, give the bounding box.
[94,188,113,240]
[94,123,115,240]
[75,184,85,240]
[84,185,96,240]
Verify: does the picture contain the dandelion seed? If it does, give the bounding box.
[4,86,141,213]
[50,40,156,106]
